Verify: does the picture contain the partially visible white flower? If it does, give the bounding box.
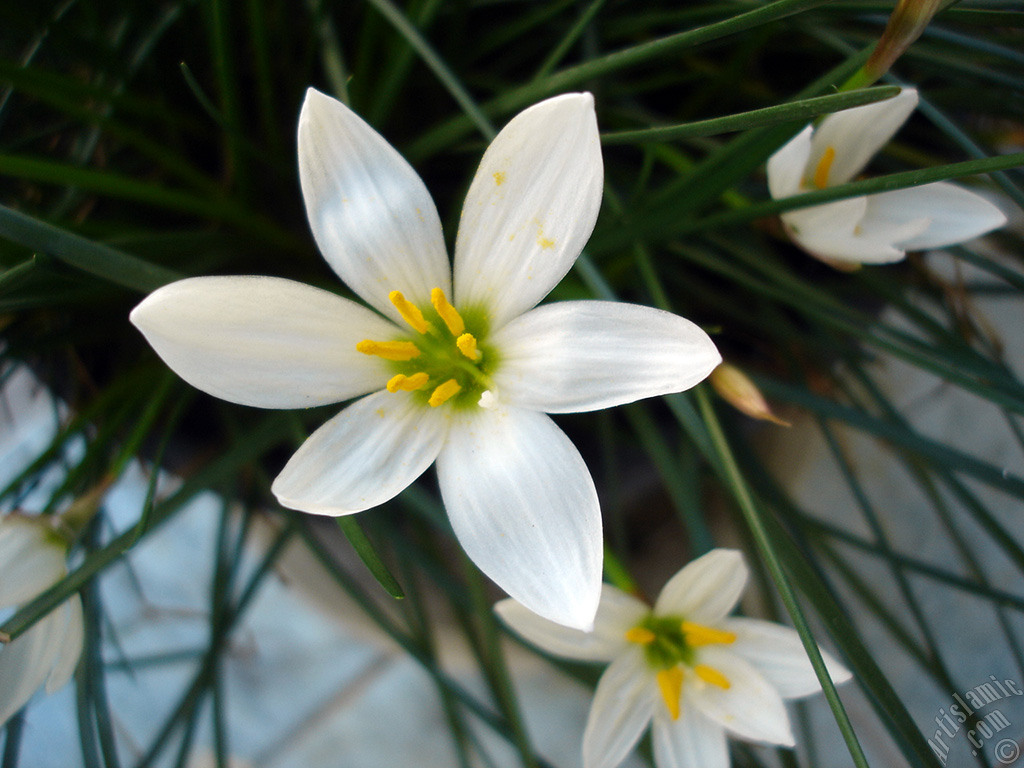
[0,513,84,725]
[768,88,1006,265]
[131,89,721,630]
[497,549,852,768]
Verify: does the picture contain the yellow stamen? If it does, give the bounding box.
[389,291,429,334]
[428,379,462,407]
[656,667,684,721]
[694,664,731,690]
[681,622,737,647]
[813,145,837,189]
[624,627,656,645]
[456,333,480,360]
[386,372,430,393]
[430,287,465,336]
[356,340,421,361]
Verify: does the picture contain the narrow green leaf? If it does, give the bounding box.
[0,204,181,292]
[602,86,902,144]
[335,517,406,599]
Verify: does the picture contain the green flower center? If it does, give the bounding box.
[625,614,737,720]
[357,288,498,410]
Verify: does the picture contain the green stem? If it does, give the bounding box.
[694,386,870,768]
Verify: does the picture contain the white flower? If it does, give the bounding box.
[768,88,1006,265]
[496,549,852,768]
[130,90,721,630]
[0,514,84,725]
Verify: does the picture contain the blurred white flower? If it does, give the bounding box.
[768,88,1006,265]
[130,89,720,630]
[497,549,852,768]
[0,514,84,725]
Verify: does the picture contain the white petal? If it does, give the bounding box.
[767,125,813,199]
[807,88,918,186]
[652,707,729,768]
[689,646,795,746]
[0,516,65,607]
[0,608,66,725]
[453,93,603,330]
[491,301,720,414]
[437,407,602,630]
[46,596,84,694]
[865,182,1007,251]
[789,228,910,265]
[298,88,451,320]
[654,549,747,623]
[782,196,912,264]
[722,617,852,699]
[781,195,867,240]
[495,585,649,662]
[131,276,398,408]
[271,390,449,516]
[583,649,655,768]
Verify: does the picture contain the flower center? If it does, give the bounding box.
[357,288,495,409]
[625,615,737,720]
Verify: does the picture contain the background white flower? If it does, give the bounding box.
[0,514,84,726]
[768,87,1006,265]
[497,549,852,768]
[130,90,721,630]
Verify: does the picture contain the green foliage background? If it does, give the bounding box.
[1,1,1023,766]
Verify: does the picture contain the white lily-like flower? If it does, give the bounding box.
[768,88,1006,265]
[497,549,852,768]
[0,513,84,725]
[130,89,721,630]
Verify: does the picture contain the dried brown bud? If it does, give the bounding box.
[710,363,791,427]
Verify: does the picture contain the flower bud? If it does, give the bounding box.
[710,363,791,426]
[851,0,944,87]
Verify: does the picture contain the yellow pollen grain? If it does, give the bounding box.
[428,379,462,407]
[456,333,480,360]
[386,372,430,393]
[538,236,555,249]
[694,664,731,690]
[356,340,421,361]
[656,667,684,721]
[493,171,506,186]
[813,145,837,189]
[681,622,736,647]
[430,287,465,336]
[624,627,656,645]
[389,291,429,334]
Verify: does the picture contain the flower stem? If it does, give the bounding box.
[695,385,870,768]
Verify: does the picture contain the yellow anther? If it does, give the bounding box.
[456,333,480,360]
[681,622,736,647]
[656,667,684,721]
[430,287,465,336]
[428,379,462,407]
[356,340,421,361]
[389,291,429,334]
[813,145,837,189]
[694,664,731,690]
[624,627,657,645]
[386,372,430,393]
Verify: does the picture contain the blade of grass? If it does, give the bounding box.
[0,204,181,291]
[602,86,901,144]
